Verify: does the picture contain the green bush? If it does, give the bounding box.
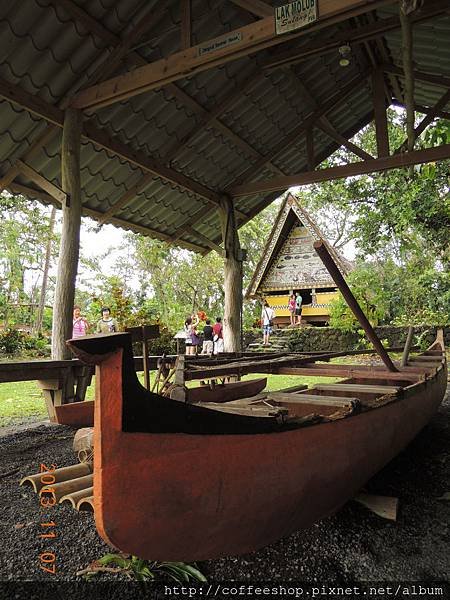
[0,328,26,355]
[0,329,50,357]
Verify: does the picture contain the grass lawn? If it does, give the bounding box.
[0,372,341,427]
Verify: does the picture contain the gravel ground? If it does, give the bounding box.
[0,389,449,586]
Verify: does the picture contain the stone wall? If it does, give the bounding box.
[277,325,450,353]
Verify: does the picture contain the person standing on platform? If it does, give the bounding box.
[201,319,214,354]
[295,292,303,326]
[72,306,89,338]
[184,314,199,356]
[213,317,224,354]
[261,300,275,346]
[288,293,296,326]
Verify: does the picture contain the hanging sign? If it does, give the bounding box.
[198,32,242,56]
[275,0,318,35]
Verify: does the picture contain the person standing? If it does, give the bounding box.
[212,317,224,354]
[288,293,296,327]
[201,319,214,354]
[261,300,275,346]
[184,314,199,356]
[72,306,89,338]
[295,292,303,326]
[96,307,118,334]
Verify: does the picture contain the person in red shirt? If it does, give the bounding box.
[212,317,224,354]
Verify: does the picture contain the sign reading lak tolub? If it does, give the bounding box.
[275,0,318,35]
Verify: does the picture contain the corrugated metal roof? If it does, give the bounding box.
[0,1,448,253]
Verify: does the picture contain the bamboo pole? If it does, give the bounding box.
[51,108,83,360]
[313,240,398,372]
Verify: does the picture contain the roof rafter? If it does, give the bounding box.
[48,0,279,219]
[228,0,273,18]
[71,0,396,110]
[230,143,450,196]
[395,87,450,153]
[170,73,371,246]
[225,70,370,191]
[6,182,208,255]
[0,76,221,206]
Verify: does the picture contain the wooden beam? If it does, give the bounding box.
[372,68,390,157]
[263,0,448,70]
[82,7,165,84]
[230,143,450,196]
[71,1,396,110]
[0,76,221,205]
[226,71,370,191]
[228,0,273,18]
[382,63,450,90]
[400,2,415,153]
[15,160,67,204]
[284,68,374,160]
[396,88,450,153]
[306,127,315,171]
[184,226,225,256]
[316,121,374,160]
[180,0,192,50]
[7,183,209,255]
[391,99,450,121]
[97,173,154,225]
[52,108,82,361]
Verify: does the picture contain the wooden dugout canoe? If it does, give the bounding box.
[67,331,447,561]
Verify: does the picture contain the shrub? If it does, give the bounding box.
[0,328,26,355]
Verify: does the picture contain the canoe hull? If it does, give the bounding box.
[55,401,94,427]
[93,350,447,561]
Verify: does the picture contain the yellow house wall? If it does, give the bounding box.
[265,292,338,318]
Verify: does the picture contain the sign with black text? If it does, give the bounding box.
[275,0,318,35]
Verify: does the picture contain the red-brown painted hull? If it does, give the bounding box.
[186,377,267,403]
[55,401,94,427]
[93,348,447,561]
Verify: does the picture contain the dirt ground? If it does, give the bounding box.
[0,389,449,589]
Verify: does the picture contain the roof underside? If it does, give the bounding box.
[0,1,449,253]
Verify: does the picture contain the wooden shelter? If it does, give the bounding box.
[246,193,351,325]
[0,0,448,361]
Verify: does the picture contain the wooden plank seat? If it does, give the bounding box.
[266,393,359,409]
[312,383,400,394]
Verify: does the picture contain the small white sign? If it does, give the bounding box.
[275,0,318,35]
[198,32,242,56]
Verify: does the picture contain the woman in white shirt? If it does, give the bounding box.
[261,300,275,346]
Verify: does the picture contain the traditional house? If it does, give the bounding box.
[246,194,351,326]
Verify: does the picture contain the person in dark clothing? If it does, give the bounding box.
[201,319,214,354]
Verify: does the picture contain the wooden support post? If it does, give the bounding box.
[180,0,191,50]
[306,127,315,171]
[400,2,415,154]
[218,196,243,353]
[170,355,186,401]
[401,325,414,367]
[313,240,398,372]
[372,68,390,157]
[51,108,82,362]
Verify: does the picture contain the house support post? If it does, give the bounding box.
[218,195,243,352]
[51,108,82,364]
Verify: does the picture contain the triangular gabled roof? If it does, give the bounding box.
[246,193,350,298]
